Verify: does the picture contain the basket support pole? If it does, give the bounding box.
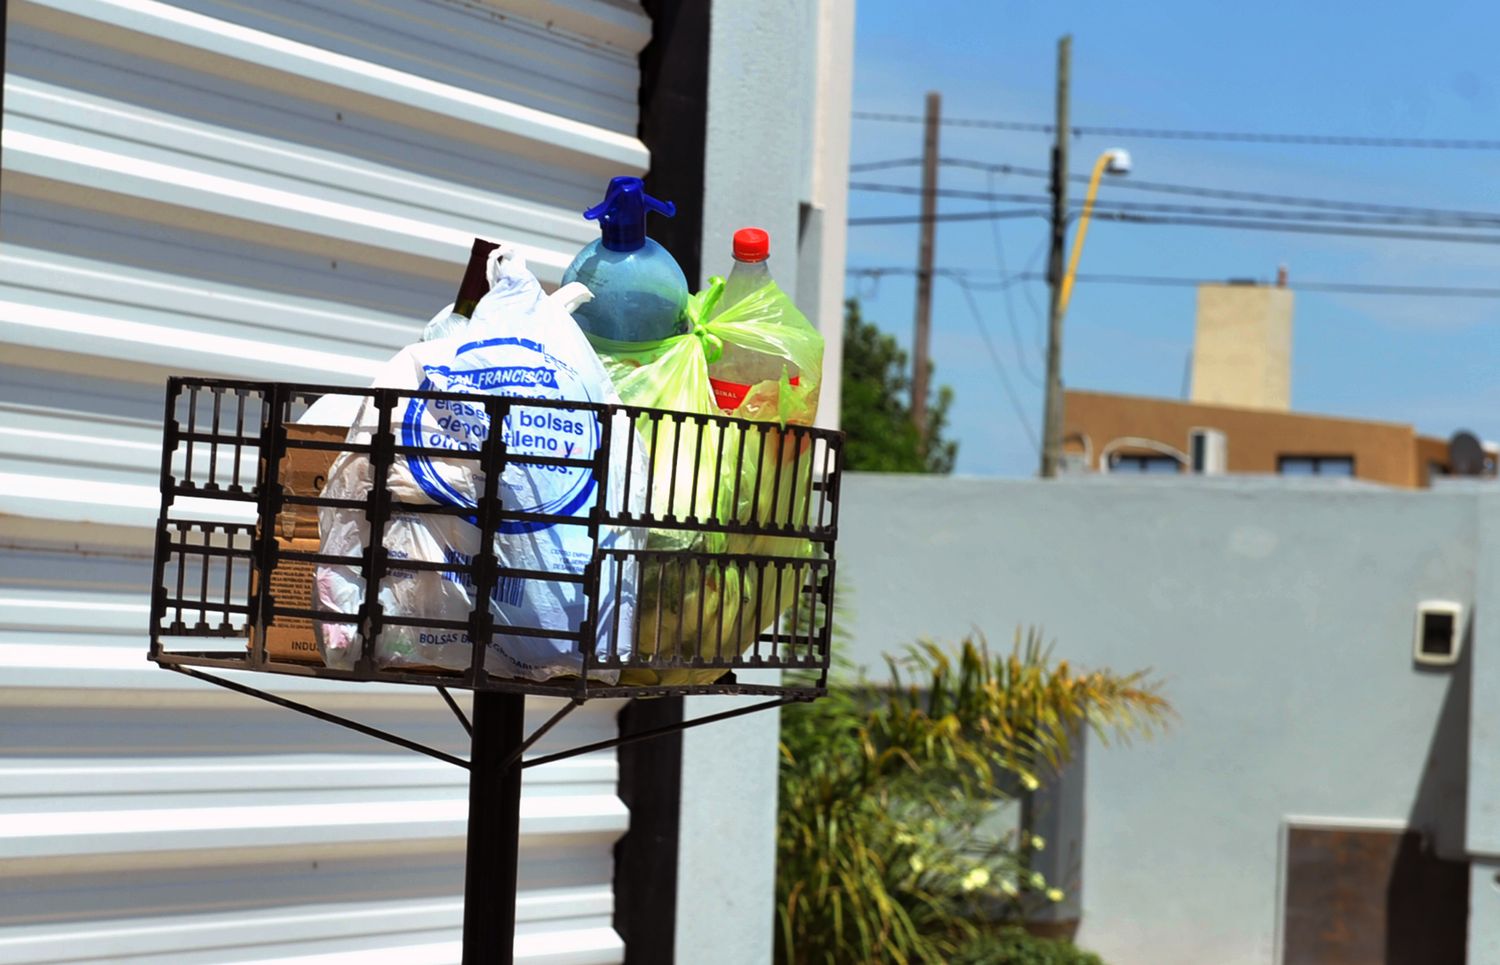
[462,691,527,964]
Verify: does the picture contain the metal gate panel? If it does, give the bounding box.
[1,0,648,959]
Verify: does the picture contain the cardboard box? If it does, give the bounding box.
[251,423,347,664]
[272,423,348,540]
[254,537,326,663]
[250,421,464,674]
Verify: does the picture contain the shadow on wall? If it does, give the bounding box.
[1407,614,1472,860]
[1383,832,1468,965]
[1389,615,1473,965]
[1277,618,1471,965]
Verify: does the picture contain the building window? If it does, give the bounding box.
[1278,455,1355,477]
[1109,454,1182,474]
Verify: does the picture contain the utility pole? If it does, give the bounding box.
[1040,36,1070,478]
[911,90,940,453]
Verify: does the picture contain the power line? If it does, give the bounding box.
[848,208,1047,227]
[1017,236,1051,346]
[982,169,1046,368]
[1030,272,1500,300]
[1092,210,1500,245]
[849,157,924,173]
[852,180,1048,204]
[954,264,1041,388]
[847,266,1011,281]
[855,111,1056,132]
[950,276,1041,453]
[850,181,1500,228]
[852,111,1500,150]
[848,205,1500,244]
[852,157,1500,223]
[848,266,1500,299]
[1098,175,1500,220]
[938,158,1500,222]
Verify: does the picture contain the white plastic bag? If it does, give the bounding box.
[315,246,646,681]
[420,243,545,342]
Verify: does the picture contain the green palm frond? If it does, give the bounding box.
[776,624,1171,964]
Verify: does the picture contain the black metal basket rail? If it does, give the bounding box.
[149,378,842,702]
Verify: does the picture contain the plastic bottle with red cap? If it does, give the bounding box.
[706,227,800,411]
[711,227,771,320]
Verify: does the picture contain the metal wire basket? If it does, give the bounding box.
[149,378,842,701]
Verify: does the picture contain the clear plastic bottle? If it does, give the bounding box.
[706,227,799,411]
[561,177,688,342]
[712,227,772,319]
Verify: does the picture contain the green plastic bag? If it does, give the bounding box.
[589,279,825,685]
[591,276,824,420]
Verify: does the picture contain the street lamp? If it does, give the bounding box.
[1058,148,1131,316]
[1039,146,1131,477]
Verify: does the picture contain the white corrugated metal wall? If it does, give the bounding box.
[0,0,649,960]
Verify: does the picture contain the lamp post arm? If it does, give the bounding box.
[1058,151,1113,316]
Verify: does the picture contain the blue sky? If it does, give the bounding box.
[846,0,1500,476]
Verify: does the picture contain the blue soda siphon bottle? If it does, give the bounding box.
[561,177,689,342]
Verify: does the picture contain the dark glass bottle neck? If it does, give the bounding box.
[453,238,501,317]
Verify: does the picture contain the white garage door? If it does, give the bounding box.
[0,1,648,960]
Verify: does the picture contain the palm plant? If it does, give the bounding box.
[776,629,1171,965]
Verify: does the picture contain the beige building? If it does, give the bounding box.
[1064,272,1491,488]
[1190,274,1294,411]
[1064,389,1456,488]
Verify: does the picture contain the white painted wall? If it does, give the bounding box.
[1467,497,1500,956]
[673,1,852,962]
[804,0,855,432]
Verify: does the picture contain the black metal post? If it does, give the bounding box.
[462,691,527,964]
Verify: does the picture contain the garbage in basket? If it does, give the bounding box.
[152,373,840,699]
[421,239,542,344]
[584,258,826,686]
[315,244,649,681]
[561,176,690,343]
[705,227,808,413]
[254,421,347,664]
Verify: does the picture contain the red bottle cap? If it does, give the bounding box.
[732,227,770,263]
